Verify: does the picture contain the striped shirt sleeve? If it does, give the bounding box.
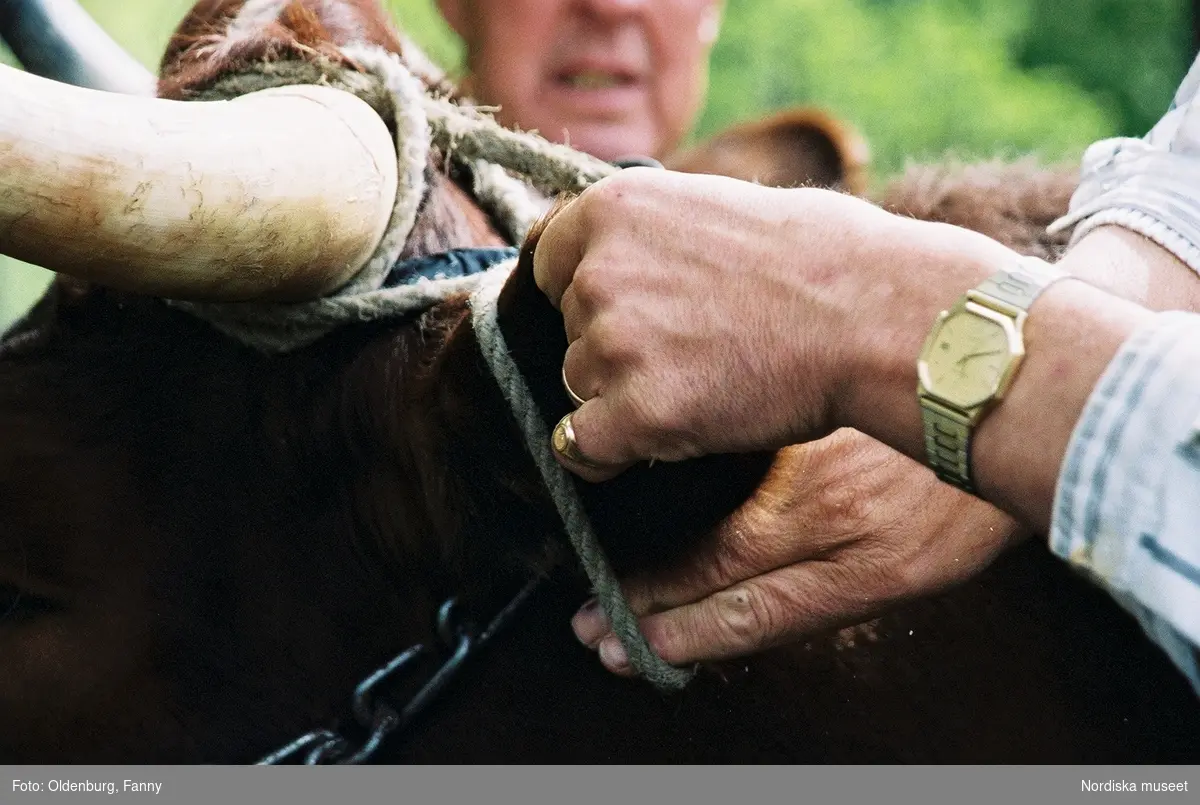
[1050,310,1200,695]
[1048,54,1200,275]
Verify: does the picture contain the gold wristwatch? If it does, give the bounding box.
[917,257,1066,493]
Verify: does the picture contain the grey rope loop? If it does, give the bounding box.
[419,93,617,195]
[469,269,695,691]
[168,43,617,353]
[164,27,683,687]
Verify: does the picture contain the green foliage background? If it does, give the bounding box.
[1,0,1192,328]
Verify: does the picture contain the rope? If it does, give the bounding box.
[169,43,615,352]
[167,32,686,689]
[420,94,617,195]
[169,46,433,350]
[469,269,695,691]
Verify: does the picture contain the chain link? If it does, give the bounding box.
[257,578,543,765]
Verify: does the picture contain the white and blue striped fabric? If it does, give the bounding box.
[1048,55,1200,697]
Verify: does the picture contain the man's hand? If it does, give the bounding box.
[571,429,1026,673]
[532,167,1018,480]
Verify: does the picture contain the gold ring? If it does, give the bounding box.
[552,412,602,468]
[561,365,589,408]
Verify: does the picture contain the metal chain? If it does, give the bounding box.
[257,577,543,765]
[259,156,662,765]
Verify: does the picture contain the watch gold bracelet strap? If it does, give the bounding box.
[920,257,1068,493]
[921,400,974,492]
[971,259,1068,312]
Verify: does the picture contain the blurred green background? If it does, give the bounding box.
[1,0,1193,330]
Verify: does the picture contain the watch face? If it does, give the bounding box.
[920,308,1018,408]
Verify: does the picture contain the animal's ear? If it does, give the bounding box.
[666,107,871,195]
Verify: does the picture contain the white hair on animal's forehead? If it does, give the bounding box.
[227,0,290,38]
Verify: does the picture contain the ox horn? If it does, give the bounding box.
[0,0,156,95]
[0,63,398,301]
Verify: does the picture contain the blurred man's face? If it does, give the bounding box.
[437,0,721,161]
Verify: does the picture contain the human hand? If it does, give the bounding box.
[532,168,1015,480]
[570,429,1027,672]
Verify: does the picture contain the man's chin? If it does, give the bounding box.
[559,125,663,163]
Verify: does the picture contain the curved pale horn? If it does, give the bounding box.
[0,63,398,301]
[0,0,156,95]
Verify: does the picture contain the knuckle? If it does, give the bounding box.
[569,262,617,310]
[581,168,660,226]
[810,477,868,530]
[645,414,706,463]
[583,171,635,217]
[642,393,687,434]
[814,433,928,522]
[621,395,696,461]
[711,583,777,651]
[589,315,638,365]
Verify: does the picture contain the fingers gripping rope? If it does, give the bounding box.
[167,37,683,687]
[469,268,695,691]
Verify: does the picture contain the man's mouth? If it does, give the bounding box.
[559,71,634,90]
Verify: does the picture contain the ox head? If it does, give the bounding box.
[4,0,1198,767]
[0,0,868,762]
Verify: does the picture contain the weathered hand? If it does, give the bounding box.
[570,429,1027,672]
[532,167,1016,480]
[532,169,887,477]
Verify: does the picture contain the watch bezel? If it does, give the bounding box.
[917,300,1026,413]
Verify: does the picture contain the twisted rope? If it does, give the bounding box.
[169,32,684,688]
[469,269,694,691]
[171,43,616,352]
[420,93,617,195]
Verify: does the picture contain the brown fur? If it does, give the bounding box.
[880,158,1079,261]
[0,0,1196,764]
[159,0,396,99]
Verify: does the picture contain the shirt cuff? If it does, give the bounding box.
[1048,53,1200,278]
[1047,141,1200,277]
[1050,310,1200,694]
